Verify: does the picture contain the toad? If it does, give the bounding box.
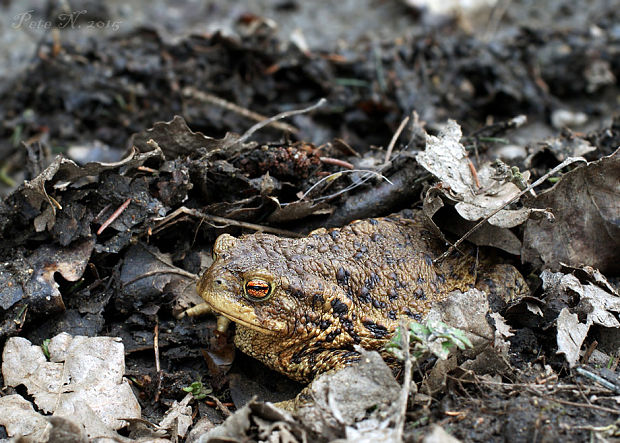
[196,210,527,382]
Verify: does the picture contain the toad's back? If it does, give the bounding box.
[198,210,526,382]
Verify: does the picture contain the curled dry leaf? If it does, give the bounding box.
[129,115,237,158]
[417,120,532,229]
[7,147,163,233]
[523,148,620,273]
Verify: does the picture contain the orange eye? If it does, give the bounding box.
[244,279,273,301]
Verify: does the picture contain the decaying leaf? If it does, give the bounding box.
[427,289,514,377]
[158,393,193,439]
[120,243,196,301]
[445,219,523,255]
[541,269,620,367]
[0,238,94,316]
[523,148,620,273]
[200,399,310,443]
[426,288,494,347]
[1,333,141,438]
[417,120,532,229]
[129,115,238,158]
[7,147,163,233]
[297,349,401,440]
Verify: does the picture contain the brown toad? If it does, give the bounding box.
[197,210,527,382]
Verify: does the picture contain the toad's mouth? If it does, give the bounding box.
[216,309,279,335]
[202,297,284,335]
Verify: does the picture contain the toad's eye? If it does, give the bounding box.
[244,279,273,301]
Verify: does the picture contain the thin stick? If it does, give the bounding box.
[182,87,299,134]
[319,157,355,169]
[154,322,162,403]
[152,206,304,238]
[454,376,614,394]
[97,198,131,235]
[576,367,620,394]
[468,159,481,189]
[395,320,412,441]
[206,395,233,417]
[231,98,327,147]
[540,396,620,415]
[297,169,393,202]
[121,269,198,288]
[384,116,410,165]
[434,157,586,263]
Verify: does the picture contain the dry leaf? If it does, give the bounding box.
[2,333,141,438]
[523,148,620,273]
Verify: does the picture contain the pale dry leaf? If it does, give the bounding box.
[423,424,462,443]
[427,288,494,346]
[159,393,193,438]
[542,270,619,366]
[0,394,50,440]
[2,333,141,437]
[556,308,590,367]
[526,302,543,317]
[544,271,619,329]
[297,349,400,438]
[416,120,533,253]
[490,313,514,338]
[490,312,513,355]
[416,120,473,195]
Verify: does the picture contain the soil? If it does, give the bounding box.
[0,0,618,442]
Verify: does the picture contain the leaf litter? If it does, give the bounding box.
[0,0,619,441]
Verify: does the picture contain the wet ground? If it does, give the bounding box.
[0,0,619,442]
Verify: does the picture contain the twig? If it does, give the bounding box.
[468,159,481,189]
[319,157,355,169]
[204,400,235,408]
[154,322,162,403]
[121,269,198,288]
[230,98,327,148]
[151,206,304,238]
[383,116,410,166]
[468,114,526,139]
[97,198,131,235]
[206,395,233,417]
[540,396,620,415]
[576,367,620,394]
[182,87,299,135]
[296,169,393,202]
[581,341,598,365]
[434,156,586,263]
[461,376,614,394]
[395,320,412,441]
